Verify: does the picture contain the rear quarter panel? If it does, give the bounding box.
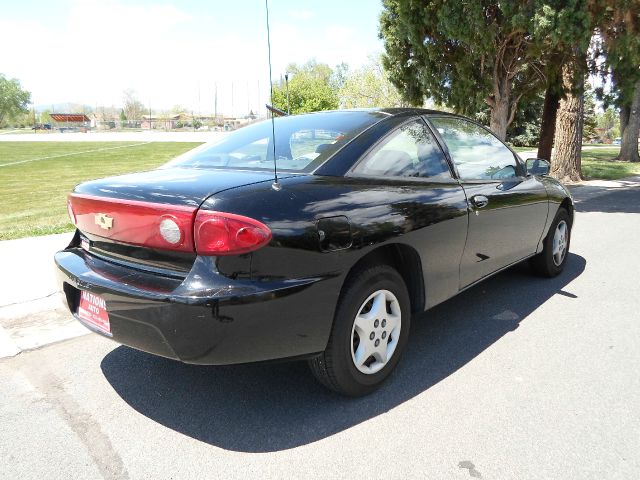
[205,173,468,354]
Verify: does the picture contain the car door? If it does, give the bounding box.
[347,117,469,308]
[428,116,549,288]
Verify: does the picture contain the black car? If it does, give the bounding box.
[55,109,573,396]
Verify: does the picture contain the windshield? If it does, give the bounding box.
[163,110,386,173]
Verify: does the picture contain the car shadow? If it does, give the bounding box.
[101,253,586,453]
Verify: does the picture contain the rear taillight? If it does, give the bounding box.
[194,211,272,255]
[68,194,271,256]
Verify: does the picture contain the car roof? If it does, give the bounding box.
[375,107,457,117]
[298,107,459,118]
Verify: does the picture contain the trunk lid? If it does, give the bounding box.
[73,167,280,207]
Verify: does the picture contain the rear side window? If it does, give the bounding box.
[430,117,519,180]
[352,120,451,179]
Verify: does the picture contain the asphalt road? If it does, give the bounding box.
[1,184,639,480]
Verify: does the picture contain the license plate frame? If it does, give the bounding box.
[77,290,111,334]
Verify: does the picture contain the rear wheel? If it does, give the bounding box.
[309,264,411,396]
[530,207,571,277]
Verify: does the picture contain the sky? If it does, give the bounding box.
[1,0,384,116]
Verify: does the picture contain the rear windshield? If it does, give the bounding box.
[163,110,386,173]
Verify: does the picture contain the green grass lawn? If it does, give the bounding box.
[0,142,201,240]
[511,146,535,153]
[581,148,640,180]
[512,145,640,180]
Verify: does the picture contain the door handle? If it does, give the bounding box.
[471,195,489,208]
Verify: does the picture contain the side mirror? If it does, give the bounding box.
[526,158,550,176]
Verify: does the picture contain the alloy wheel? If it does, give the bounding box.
[350,289,402,374]
[552,220,568,266]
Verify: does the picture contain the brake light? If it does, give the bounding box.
[194,211,272,255]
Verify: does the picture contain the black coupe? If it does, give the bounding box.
[55,109,573,396]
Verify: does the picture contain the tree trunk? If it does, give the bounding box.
[619,81,640,163]
[551,61,584,182]
[490,97,509,141]
[538,86,560,161]
[620,105,630,138]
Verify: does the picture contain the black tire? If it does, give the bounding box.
[309,264,411,397]
[530,207,572,277]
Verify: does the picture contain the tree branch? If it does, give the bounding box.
[507,92,524,126]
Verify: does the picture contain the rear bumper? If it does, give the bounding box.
[55,248,340,364]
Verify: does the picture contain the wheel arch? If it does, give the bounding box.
[343,243,425,315]
[536,173,575,250]
[560,197,574,224]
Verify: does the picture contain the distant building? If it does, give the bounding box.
[136,112,262,131]
[141,114,185,129]
[50,113,91,132]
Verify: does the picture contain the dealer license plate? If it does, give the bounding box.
[77,290,111,334]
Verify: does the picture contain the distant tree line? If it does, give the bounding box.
[270,57,406,114]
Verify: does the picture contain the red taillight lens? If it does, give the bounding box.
[194,211,272,255]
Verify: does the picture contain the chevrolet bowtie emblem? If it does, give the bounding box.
[95,213,114,230]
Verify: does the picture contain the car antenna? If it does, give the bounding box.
[264,0,281,191]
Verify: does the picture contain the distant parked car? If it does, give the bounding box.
[31,123,51,130]
[55,109,574,396]
[613,137,621,145]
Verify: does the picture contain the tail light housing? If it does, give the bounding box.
[194,211,272,255]
[68,193,271,256]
